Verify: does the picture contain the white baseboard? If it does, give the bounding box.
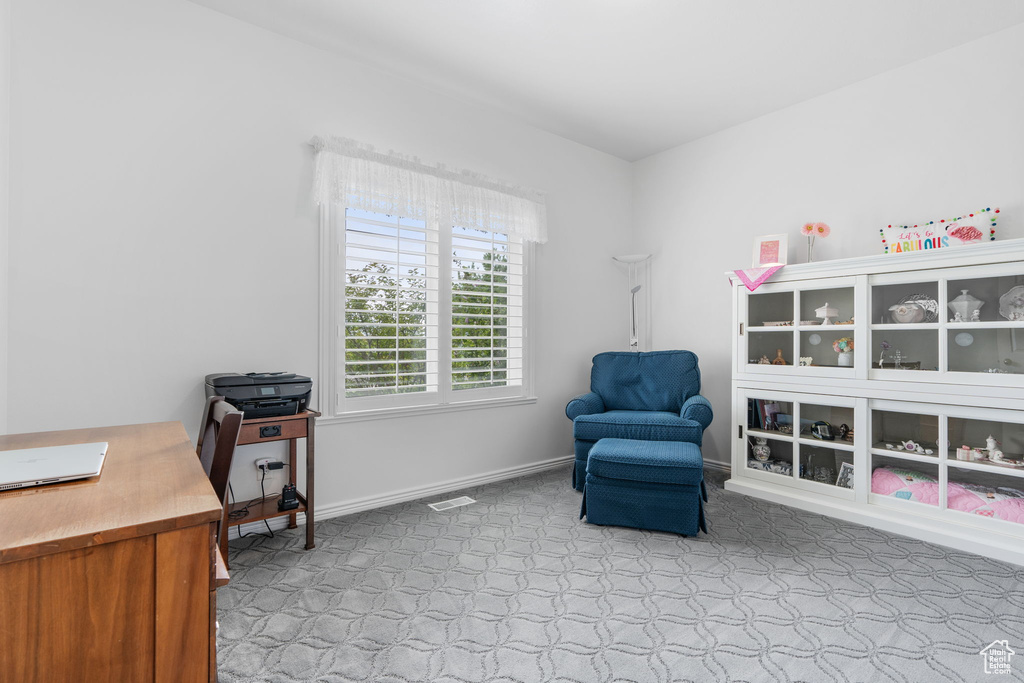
[228,454,574,540]
[725,477,1024,567]
[703,458,730,474]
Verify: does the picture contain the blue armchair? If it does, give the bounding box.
[565,350,713,491]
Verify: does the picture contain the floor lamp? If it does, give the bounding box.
[612,254,652,351]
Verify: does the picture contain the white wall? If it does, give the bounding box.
[0,0,8,436]
[7,0,632,504]
[0,0,9,436]
[633,24,1024,466]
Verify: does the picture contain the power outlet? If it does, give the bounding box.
[254,459,285,483]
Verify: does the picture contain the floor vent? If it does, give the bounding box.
[428,496,476,512]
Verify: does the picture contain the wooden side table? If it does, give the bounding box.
[226,410,319,556]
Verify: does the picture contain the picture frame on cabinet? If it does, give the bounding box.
[752,234,788,268]
[835,462,855,489]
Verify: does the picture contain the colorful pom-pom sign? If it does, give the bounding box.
[881,207,998,255]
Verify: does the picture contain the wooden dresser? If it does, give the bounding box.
[0,422,225,682]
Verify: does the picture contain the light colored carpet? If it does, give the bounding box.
[217,466,1024,682]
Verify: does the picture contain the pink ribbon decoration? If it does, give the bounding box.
[733,265,783,291]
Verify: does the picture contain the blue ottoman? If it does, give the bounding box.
[580,438,707,536]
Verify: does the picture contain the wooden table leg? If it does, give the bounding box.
[305,412,315,550]
[287,439,298,529]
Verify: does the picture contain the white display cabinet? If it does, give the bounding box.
[727,240,1024,565]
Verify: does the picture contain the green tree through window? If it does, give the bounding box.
[340,209,524,405]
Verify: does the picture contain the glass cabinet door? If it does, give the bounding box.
[870,280,939,373]
[868,265,1024,383]
[741,392,857,498]
[745,290,794,367]
[869,406,942,509]
[745,396,795,477]
[797,402,855,489]
[945,272,1024,377]
[867,403,1024,531]
[742,278,859,374]
[945,415,1024,530]
[798,285,856,369]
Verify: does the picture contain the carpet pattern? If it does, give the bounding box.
[218,466,1024,682]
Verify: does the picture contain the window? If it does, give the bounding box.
[312,136,544,418]
[323,206,529,416]
[450,226,524,392]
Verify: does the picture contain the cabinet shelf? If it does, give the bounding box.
[869,323,938,330]
[945,321,1024,329]
[745,428,792,442]
[868,448,937,465]
[798,437,854,452]
[945,455,1024,479]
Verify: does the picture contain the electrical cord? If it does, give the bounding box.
[228,469,277,539]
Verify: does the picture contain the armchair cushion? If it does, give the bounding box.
[591,350,701,412]
[681,394,713,431]
[573,410,703,445]
[565,392,605,420]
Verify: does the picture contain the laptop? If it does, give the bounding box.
[0,442,108,491]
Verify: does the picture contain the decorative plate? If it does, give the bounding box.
[896,294,938,323]
[999,285,1024,321]
[954,332,974,347]
[799,320,820,326]
[991,459,1024,468]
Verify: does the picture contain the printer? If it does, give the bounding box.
[205,372,312,419]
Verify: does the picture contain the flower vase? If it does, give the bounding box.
[838,351,853,367]
[807,238,814,263]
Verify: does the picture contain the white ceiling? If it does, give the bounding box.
[188,0,1024,161]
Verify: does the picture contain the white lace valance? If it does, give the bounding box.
[312,136,548,244]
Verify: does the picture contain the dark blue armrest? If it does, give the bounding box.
[681,395,713,431]
[565,392,605,420]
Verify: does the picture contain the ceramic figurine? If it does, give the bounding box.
[971,309,982,322]
[815,302,838,326]
[772,349,787,365]
[752,437,771,462]
[948,289,983,322]
[758,355,771,365]
[987,435,1005,463]
[837,423,850,440]
[972,448,987,461]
